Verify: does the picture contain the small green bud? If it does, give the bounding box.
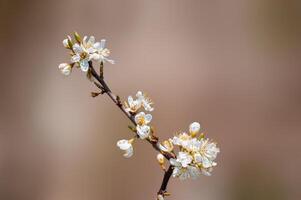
[74,32,81,43]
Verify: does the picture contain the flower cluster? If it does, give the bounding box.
[117,91,154,158]
[164,122,220,180]
[58,32,114,76]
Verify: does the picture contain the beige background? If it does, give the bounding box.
[0,0,301,200]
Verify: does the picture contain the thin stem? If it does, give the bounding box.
[89,63,136,125]
[88,62,175,198]
[158,165,174,196]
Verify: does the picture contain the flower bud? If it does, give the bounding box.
[157,153,165,165]
[58,63,72,76]
[74,32,81,43]
[189,122,201,137]
[157,194,164,200]
[62,39,69,48]
[91,92,101,97]
[159,140,173,152]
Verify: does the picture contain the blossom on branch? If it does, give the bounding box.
[169,122,220,180]
[124,91,154,113]
[124,95,142,113]
[135,112,152,139]
[136,91,154,112]
[59,32,221,199]
[58,32,114,76]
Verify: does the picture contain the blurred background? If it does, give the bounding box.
[0,0,301,200]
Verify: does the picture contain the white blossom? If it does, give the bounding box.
[70,43,90,72]
[136,91,154,112]
[135,112,152,139]
[125,95,141,113]
[117,139,134,158]
[136,125,150,139]
[60,33,114,75]
[58,63,72,76]
[83,37,115,64]
[135,112,152,125]
[170,157,201,180]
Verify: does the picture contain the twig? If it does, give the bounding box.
[158,165,174,196]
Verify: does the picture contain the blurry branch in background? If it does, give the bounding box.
[58,32,220,200]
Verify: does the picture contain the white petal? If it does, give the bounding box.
[123,146,133,158]
[90,53,101,61]
[117,139,131,150]
[72,43,83,54]
[93,42,101,49]
[170,158,181,167]
[202,156,212,168]
[62,39,69,47]
[194,153,203,164]
[100,39,106,49]
[105,58,115,64]
[82,36,88,45]
[80,60,89,72]
[144,103,154,112]
[58,63,71,76]
[136,91,143,98]
[128,96,134,104]
[87,47,96,54]
[71,54,81,63]
[87,36,95,45]
[144,114,152,124]
[201,168,212,176]
[188,166,201,179]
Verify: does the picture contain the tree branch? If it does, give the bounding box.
[88,62,175,198]
[158,165,174,197]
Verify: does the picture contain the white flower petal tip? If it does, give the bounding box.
[117,139,134,158]
[58,63,72,76]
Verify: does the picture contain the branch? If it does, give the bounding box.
[158,165,174,197]
[88,62,175,198]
